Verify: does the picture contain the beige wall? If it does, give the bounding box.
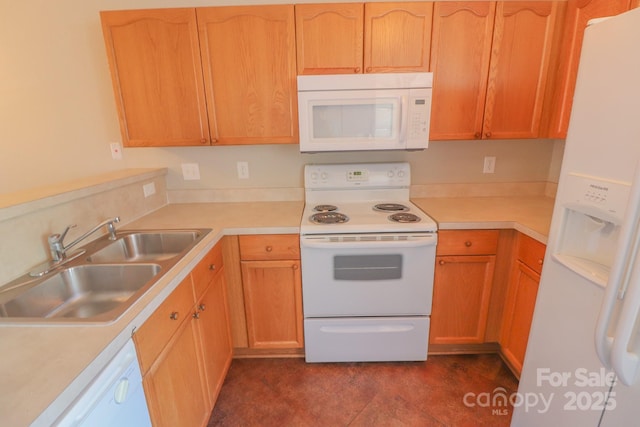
[0,0,563,197]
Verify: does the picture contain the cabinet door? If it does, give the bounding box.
[100,9,210,147]
[483,1,560,139]
[194,269,233,407]
[429,2,496,140]
[545,0,631,138]
[430,255,496,344]
[363,2,433,73]
[197,5,298,145]
[295,3,364,74]
[143,317,208,427]
[241,259,303,349]
[501,261,540,376]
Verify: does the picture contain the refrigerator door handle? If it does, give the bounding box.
[611,265,640,385]
[595,164,640,369]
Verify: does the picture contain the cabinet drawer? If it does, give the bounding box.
[191,242,223,299]
[436,230,499,256]
[518,234,546,274]
[239,234,300,260]
[134,276,195,374]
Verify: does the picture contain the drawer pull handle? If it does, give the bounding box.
[292,264,299,270]
[465,241,472,247]
[169,312,179,321]
[192,311,200,319]
[198,304,206,311]
[538,259,543,265]
[266,246,273,252]
[439,260,445,266]
[209,264,216,271]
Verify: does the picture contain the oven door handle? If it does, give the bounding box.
[300,235,437,249]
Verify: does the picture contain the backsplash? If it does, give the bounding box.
[0,169,167,284]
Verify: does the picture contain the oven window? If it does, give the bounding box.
[334,254,402,281]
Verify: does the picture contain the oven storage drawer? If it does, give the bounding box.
[304,317,429,363]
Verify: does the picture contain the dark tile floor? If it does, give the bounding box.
[208,354,518,426]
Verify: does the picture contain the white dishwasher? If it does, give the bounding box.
[54,339,151,427]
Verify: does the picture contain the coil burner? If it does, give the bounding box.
[313,204,339,212]
[373,203,410,212]
[388,212,421,223]
[310,211,349,224]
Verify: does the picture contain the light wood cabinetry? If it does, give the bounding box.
[191,246,232,407]
[100,9,209,147]
[430,1,561,140]
[544,0,633,138]
[430,230,499,346]
[239,235,303,350]
[501,233,546,377]
[134,242,232,427]
[135,277,209,427]
[295,2,432,74]
[197,5,298,145]
[101,5,298,147]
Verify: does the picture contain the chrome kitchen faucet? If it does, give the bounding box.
[48,216,120,261]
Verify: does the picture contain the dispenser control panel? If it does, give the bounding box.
[563,173,631,220]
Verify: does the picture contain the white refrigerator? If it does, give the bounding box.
[513,7,640,426]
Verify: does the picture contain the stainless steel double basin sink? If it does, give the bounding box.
[0,229,211,324]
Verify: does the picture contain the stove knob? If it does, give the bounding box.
[387,171,395,178]
[320,172,328,180]
[310,172,318,181]
[397,170,406,178]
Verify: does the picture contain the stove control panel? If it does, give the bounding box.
[305,162,411,189]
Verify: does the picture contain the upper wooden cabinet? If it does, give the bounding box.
[544,0,633,139]
[197,5,298,145]
[295,3,364,74]
[101,6,298,147]
[295,2,433,74]
[100,9,210,147]
[430,2,561,140]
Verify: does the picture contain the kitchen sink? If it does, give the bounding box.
[86,230,204,263]
[0,228,211,324]
[0,264,161,321]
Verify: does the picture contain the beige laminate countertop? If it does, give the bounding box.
[1,197,553,427]
[413,196,555,244]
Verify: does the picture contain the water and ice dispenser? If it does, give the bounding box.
[553,173,631,287]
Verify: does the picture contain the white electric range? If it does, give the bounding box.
[299,162,438,363]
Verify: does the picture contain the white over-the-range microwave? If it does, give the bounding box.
[297,72,433,153]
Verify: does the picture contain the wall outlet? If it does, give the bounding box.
[143,182,156,198]
[237,161,249,179]
[110,142,122,160]
[483,156,496,174]
[181,163,201,180]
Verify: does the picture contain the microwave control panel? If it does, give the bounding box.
[406,89,432,148]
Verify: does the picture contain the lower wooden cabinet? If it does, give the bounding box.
[194,269,233,407]
[142,311,209,427]
[500,233,546,377]
[239,235,303,351]
[430,230,499,346]
[134,242,232,427]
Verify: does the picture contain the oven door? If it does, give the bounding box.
[300,234,437,317]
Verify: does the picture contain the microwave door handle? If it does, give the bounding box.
[398,96,407,145]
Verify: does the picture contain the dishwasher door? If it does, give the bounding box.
[55,339,151,427]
